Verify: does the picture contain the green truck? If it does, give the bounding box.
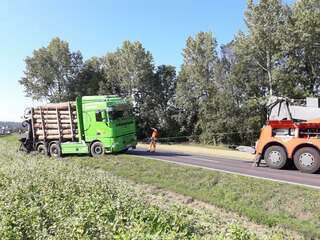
[20,95,137,157]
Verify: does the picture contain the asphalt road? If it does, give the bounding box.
[127,147,320,189]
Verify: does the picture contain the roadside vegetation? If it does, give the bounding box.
[0,136,307,239]
[70,153,320,239]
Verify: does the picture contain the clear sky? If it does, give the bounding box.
[0,0,291,121]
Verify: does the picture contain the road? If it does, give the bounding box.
[128,147,320,189]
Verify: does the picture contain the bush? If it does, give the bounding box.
[0,143,197,239]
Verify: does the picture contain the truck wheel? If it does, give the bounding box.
[293,147,320,173]
[264,145,287,169]
[37,144,47,155]
[49,143,61,158]
[91,142,105,157]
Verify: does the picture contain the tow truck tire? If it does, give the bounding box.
[293,147,320,174]
[90,142,105,157]
[264,145,287,169]
[49,143,61,158]
[37,144,47,155]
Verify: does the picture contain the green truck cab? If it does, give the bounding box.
[20,95,137,157]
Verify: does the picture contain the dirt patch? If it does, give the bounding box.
[134,183,303,239]
[138,143,254,161]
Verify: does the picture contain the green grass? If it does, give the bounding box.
[0,135,272,240]
[67,153,320,239]
[1,135,317,239]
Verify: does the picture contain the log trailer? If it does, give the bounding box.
[255,97,320,173]
[20,95,137,157]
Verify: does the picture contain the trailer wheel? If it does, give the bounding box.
[37,144,47,155]
[49,143,61,158]
[264,145,287,169]
[293,147,320,173]
[91,142,105,157]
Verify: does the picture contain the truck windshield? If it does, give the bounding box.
[108,104,133,121]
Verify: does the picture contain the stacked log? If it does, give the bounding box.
[31,102,78,141]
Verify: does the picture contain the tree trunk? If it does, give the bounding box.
[266,50,273,96]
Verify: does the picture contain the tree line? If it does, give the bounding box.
[20,0,320,144]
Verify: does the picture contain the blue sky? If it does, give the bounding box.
[0,0,291,121]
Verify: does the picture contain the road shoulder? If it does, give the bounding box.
[138,143,254,161]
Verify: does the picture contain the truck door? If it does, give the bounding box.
[94,110,108,138]
[83,109,108,142]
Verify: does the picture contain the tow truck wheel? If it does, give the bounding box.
[49,143,61,158]
[264,145,287,169]
[293,147,320,174]
[37,144,47,155]
[91,142,105,157]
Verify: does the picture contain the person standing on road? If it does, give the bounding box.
[148,127,159,152]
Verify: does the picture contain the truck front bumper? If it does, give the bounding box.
[110,134,137,152]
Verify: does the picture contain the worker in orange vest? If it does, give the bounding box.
[148,127,159,152]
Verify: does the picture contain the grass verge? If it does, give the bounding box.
[1,135,316,239]
[69,153,320,239]
[0,135,293,239]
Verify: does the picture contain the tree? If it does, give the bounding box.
[20,37,83,102]
[244,0,290,96]
[68,57,103,99]
[99,41,157,137]
[216,0,292,144]
[153,65,179,136]
[98,53,122,95]
[279,0,320,96]
[175,32,218,135]
[197,44,252,145]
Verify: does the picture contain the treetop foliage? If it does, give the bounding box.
[20,0,320,143]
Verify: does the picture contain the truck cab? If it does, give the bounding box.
[78,96,137,153]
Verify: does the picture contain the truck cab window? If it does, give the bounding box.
[108,105,133,121]
[96,111,103,122]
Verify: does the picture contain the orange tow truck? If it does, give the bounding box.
[255,97,320,173]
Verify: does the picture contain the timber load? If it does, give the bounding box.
[30,102,78,142]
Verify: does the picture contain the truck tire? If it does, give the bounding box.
[264,145,287,169]
[91,142,105,157]
[49,143,61,158]
[37,144,47,155]
[293,147,320,173]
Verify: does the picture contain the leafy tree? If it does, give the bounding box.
[20,37,83,102]
[153,65,179,137]
[175,32,218,135]
[99,52,122,95]
[214,0,292,144]
[198,44,254,145]
[19,0,320,145]
[279,0,320,96]
[68,57,103,99]
[99,41,157,138]
[243,0,290,96]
